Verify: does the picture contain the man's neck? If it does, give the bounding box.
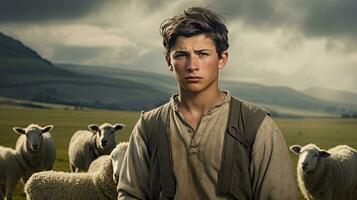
[177,87,226,131]
[178,88,226,116]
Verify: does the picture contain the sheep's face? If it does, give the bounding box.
[89,123,125,150]
[298,147,320,173]
[110,147,125,183]
[290,144,331,174]
[13,124,54,152]
[110,143,128,183]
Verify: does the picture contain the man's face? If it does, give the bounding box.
[168,34,228,94]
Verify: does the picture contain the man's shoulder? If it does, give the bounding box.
[231,96,270,115]
[141,101,171,124]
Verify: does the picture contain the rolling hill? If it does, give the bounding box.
[1,32,356,116]
[0,32,169,110]
[57,63,357,117]
[303,87,357,106]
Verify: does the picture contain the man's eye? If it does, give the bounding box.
[198,52,209,56]
[174,54,186,58]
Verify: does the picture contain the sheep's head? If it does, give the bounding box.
[110,142,128,183]
[13,124,54,152]
[290,144,331,174]
[89,123,125,151]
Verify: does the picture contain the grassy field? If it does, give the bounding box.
[0,104,356,200]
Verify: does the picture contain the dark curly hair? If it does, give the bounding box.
[160,7,229,60]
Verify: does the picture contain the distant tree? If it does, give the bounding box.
[341,113,351,118]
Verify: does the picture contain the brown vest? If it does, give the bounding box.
[145,97,268,200]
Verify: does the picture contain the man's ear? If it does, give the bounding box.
[218,50,228,69]
[166,55,173,71]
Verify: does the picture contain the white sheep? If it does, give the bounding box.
[88,155,109,172]
[14,124,56,183]
[0,146,26,200]
[88,142,128,182]
[68,123,125,172]
[0,124,55,200]
[290,144,357,200]
[24,142,128,200]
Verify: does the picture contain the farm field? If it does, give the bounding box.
[0,104,356,200]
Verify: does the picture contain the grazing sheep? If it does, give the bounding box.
[88,142,128,182]
[88,155,109,172]
[0,124,55,200]
[25,142,128,200]
[109,142,128,183]
[0,147,26,200]
[14,124,56,183]
[290,144,357,200]
[68,123,125,172]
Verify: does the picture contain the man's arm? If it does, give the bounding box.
[250,116,298,200]
[118,115,150,200]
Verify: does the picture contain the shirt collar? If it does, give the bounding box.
[170,91,231,115]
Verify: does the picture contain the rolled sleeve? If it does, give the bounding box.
[250,116,298,200]
[118,115,150,200]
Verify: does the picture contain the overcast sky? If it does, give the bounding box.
[1,0,356,93]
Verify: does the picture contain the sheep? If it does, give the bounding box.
[88,142,128,181]
[290,144,357,200]
[88,155,109,172]
[0,124,55,200]
[14,124,56,183]
[24,142,128,200]
[68,122,125,172]
[0,147,26,200]
[108,142,128,183]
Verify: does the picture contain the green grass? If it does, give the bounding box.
[0,104,140,199]
[0,104,356,199]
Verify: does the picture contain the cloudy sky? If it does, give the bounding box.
[1,0,356,93]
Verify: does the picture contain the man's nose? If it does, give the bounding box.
[186,55,199,71]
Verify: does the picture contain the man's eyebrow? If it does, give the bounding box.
[173,49,210,53]
[172,50,190,56]
[194,49,210,53]
[172,50,188,54]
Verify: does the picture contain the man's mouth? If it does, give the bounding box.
[185,76,202,82]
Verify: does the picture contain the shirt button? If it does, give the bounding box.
[189,148,198,154]
[187,128,193,133]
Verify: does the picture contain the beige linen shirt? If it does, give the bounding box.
[118,93,298,200]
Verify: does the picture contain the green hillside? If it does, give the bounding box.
[1,31,357,116]
[58,63,178,93]
[58,63,357,117]
[304,87,357,106]
[0,33,169,110]
[222,81,355,113]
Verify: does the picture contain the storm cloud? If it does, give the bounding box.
[0,0,107,23]
[0,0,356,93]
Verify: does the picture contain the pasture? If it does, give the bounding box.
[0,104,356,200]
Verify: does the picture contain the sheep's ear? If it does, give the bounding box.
[13,127,26,135]
[289,145,302,155]
[319,150,331,158]
[42,125,54,133]
[113,123,125,131]
[88,124,100,133]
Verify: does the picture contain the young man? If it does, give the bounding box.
[118,7,298,200]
